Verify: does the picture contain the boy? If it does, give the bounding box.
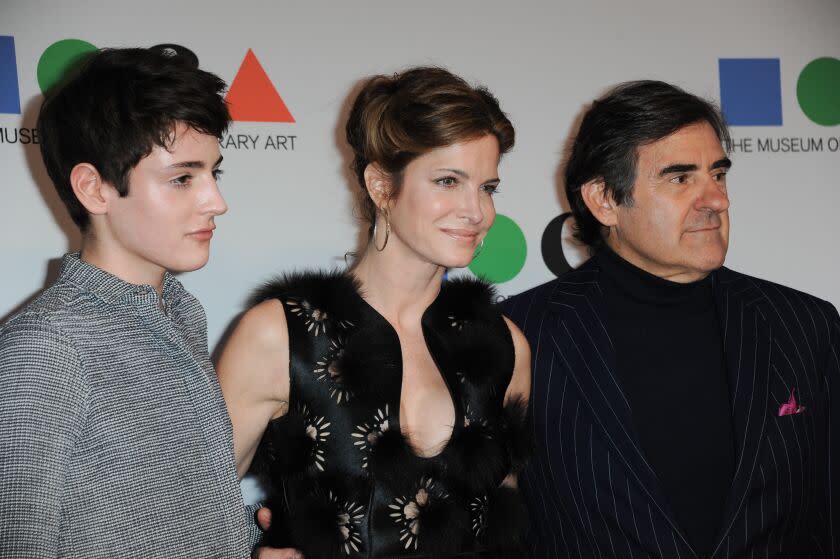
[0,47,255,558]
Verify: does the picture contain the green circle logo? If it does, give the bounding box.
[797,57,840,126]
[468,214,527,283]
[37,39,98,94]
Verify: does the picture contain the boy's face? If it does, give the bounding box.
[102,123,227,279]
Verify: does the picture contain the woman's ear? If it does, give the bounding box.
[580,179,619,227]
[363,163,392,210]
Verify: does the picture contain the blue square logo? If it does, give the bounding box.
[0,36,21,114]
[719,58,782,126]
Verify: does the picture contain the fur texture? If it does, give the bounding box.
[443,421,509,495]
[250,412,314,480]
[481,486,530,556]
[500,397,532,473]
[249,269,362,327]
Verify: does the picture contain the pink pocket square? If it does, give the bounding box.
[778,389,806,416]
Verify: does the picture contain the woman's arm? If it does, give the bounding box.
[501,316,532,488]
[217,299,291,478]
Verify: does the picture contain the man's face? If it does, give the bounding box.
[102,123,227,280]
[607,121,731,283]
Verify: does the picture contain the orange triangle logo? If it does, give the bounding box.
[226,49,295,123]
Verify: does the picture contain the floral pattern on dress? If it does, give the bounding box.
[286,298,354,336]
[388,477,448,551]
[330,491,365,555]
[300,404,331,471]
[463,403,490,431]
[314,336,353,404]
[469,494,489,538]
[352,405,390,469]
[447,312,469,331]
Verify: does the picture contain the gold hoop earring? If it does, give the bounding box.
[472,238,485,259]
[373,210,390,251]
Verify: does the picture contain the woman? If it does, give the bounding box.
[218,67,531,558]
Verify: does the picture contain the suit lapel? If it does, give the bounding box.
[710,268,773,557]
[546,262,696,554]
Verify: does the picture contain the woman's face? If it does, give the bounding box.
[384,134,501,269]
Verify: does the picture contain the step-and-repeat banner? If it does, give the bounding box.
[3,1,839,346]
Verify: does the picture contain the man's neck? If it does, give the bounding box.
[80,237,166,295]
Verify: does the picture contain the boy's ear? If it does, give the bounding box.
[69,163,110,216]
[580,179,619,227]
[362,163,392,210]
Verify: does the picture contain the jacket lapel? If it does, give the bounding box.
[546,261,696,554]
[709,268,773,558]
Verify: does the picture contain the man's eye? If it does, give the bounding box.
[670,175,688,184]
[213,169,224,181]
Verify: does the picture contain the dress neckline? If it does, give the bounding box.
[346,273,463,461]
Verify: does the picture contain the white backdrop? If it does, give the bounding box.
[2,1,839,353]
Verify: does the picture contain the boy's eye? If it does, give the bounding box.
[171,174,191,188]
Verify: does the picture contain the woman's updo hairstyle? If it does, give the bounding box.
[346,66,515,230]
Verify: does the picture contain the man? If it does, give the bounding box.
[0,47,267,558]
[502,81,839,558]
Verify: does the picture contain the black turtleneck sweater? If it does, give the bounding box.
[597,247,735,555]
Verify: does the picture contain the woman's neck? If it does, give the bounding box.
[351,240,445,328]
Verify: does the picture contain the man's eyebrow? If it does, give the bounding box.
[711,157,732,170]
[659,163,698,176]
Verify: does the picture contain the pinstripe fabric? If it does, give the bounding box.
[501,259,839,558]
[0,254,255,558]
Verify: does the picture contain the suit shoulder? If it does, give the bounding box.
[500,278,560,314]
[721,267,839,331]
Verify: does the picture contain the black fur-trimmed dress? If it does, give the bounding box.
[249,272,529,558]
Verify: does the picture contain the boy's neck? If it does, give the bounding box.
[80,236,166,296]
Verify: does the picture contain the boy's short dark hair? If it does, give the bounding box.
[564,80,731,250]
[37,47,231,231]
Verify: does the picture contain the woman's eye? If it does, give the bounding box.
[483,183,500,195]
[435,176,457,187]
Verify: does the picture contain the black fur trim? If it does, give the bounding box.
[443,422,509,495]
[430,277,500,326]
[368,427,419,492]
[500,397,532,473]
[249,412,314,481]
[248,269,362,327]
[481,485,529,556]
[447,320,514,391]
[418,494,472,557]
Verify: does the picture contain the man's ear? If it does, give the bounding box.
[580,179,619,227]
[362,163,392,211]
[69,163,110,216]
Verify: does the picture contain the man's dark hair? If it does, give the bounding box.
[565,80,731,250]
[37,47,231,231]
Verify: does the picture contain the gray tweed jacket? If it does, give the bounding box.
[0,254,257,558]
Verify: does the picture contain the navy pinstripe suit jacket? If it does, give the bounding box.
[501,259,839,558]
